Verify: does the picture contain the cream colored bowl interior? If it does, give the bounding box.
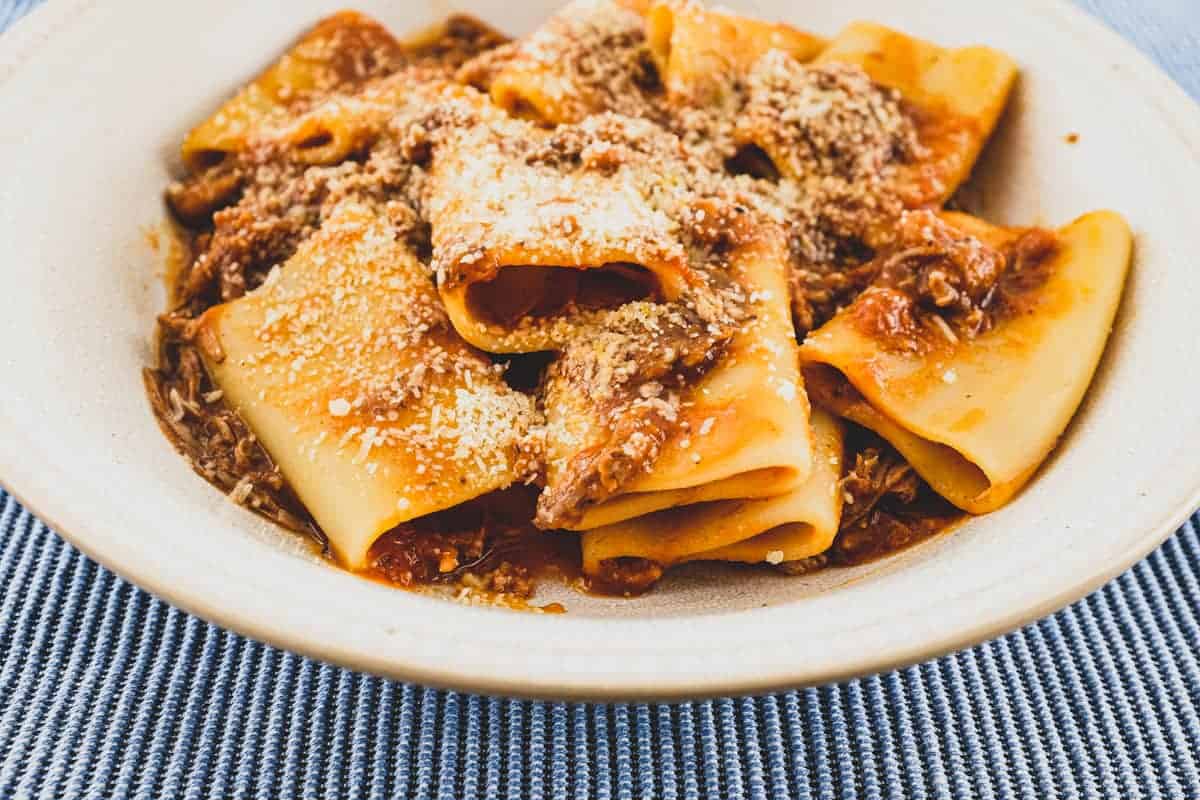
[0,0,1198,700]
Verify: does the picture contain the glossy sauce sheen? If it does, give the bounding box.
[362,485,665,599]
[148,11,1040,605]
[363,486,585,605]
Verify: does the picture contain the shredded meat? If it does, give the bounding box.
[370,513,539,595]
[146,11,1004,602]
[368,487,568,598]
[875,210,1004,316]
[789,255,878,335]
[850,211,1061,349]
[675,57,929,337]
[535,397,675,529]
[811,429,963,569]
[535,298,736,528]
[373,526,488,585]
[163,15,506,227]
[791,209,1006,338]
[832,512,938,566]
[144,341,318,539]
[171,139,418,310]
[152,129,422,565]
[588,557,664,597]
[838,446,922,531]
[991,227,1061,315]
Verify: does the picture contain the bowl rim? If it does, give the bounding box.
[2,0,1199,702]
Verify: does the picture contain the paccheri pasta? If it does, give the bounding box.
[146,2,1131,606]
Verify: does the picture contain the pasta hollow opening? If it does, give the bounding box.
[294,129,335,151]
[804,363,992,505]
[799,211,1132,514]
[465,263,662,327]
[188,148,228,170]
[151,4,1133,602]
[725,144,781,181]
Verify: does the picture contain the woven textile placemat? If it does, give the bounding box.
[2,1,1199,797]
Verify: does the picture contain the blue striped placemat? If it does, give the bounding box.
[1,1,1198,797]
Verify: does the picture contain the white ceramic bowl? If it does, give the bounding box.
[1,0,1198,701]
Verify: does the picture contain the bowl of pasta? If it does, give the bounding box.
[0,0,1197,699]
